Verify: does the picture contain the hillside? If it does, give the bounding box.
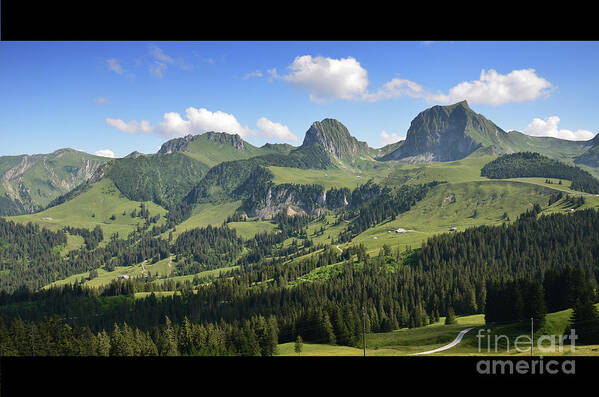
[481,152,599,194]
[158,131,280,167]
[0,149,110,216]
[380,101,590,163]
[104,152,210,209]
[575,134,599,167]
[6,177,168,240]
[299,119,371,160]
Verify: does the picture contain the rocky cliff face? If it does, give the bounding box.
[0,149,109,215]
[241,180,383,219]
[382,101,488,162]
[243,183,327,218]
[300,119,370,160]
[158,131,246,154]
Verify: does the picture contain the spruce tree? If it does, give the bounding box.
[445,307,457,325]
[568,298,599,345]
[294,335,303,356]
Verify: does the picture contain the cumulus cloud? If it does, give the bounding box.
[429,69,554,106]
[256,117,299,141]
[94,149,116,158]
[106,118,154,134]
[106,108,298,142]
[280,55,369,103]
[106,58,124,74]
[363,78,425,102]
[523,116,596,141]
[380,130,404,146]
[273,55,554,107]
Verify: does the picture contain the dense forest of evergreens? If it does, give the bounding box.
[2,207,599,354]
[481,152,599,193]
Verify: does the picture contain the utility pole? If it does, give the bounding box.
[530,316,534,357]
[362,305,366,357]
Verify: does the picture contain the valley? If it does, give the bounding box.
[2,100,599,357]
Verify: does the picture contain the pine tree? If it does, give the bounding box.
[294,335,303,356]
[568,298,599,345]
[96,330,111,356]
[445,306,457,325]
[160,316,179,356]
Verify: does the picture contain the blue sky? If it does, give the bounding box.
[1,41,598,158]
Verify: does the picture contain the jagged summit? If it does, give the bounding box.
[300,118,370,160]
[158,131,247,154]
[381,101,506,162]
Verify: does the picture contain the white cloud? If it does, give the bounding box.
[106,58,123,74]
[523,116,596,141]
[273,55,554,107]
[149,61,168,78]
[107,108,255,139]
[147,45,192,76]
[94,149,116,158]
[149,45,174,64]
[256,117,298,141]
[280,55,369,103]
[106,118,153,134]
[429,69,554,106]
[363,78,425,102]
[380,130,404,146]
[243,70,263,79]
[267,68,279,79]
[106,108,299,143]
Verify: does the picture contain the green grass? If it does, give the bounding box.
[7,178,168,241]
[59,233,85,256]
[46,255,176,289]
[160,201,241,240]
[0,148,110,210]
[351,180,555,254]
[277,306,599,356]
[180,134,270,168]
[305,215,346,245]
[384,155,493,186]
[226,220,277,239]
[150,265,240,287]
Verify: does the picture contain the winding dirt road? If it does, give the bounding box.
[411,327,475,355]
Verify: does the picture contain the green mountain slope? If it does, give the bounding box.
[0,149,111,216]
[481,152,599,194]
[380,101,590,164]
[574,134,599,167]
[105,152,210,209]
[300,119,371,160]
[158,131,285,167]
[7,177,168,240]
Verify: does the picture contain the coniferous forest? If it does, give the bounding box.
[2,206,599,355]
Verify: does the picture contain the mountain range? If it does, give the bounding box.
[1,101,597,217]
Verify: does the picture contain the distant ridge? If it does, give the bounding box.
[0,148,110,215]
